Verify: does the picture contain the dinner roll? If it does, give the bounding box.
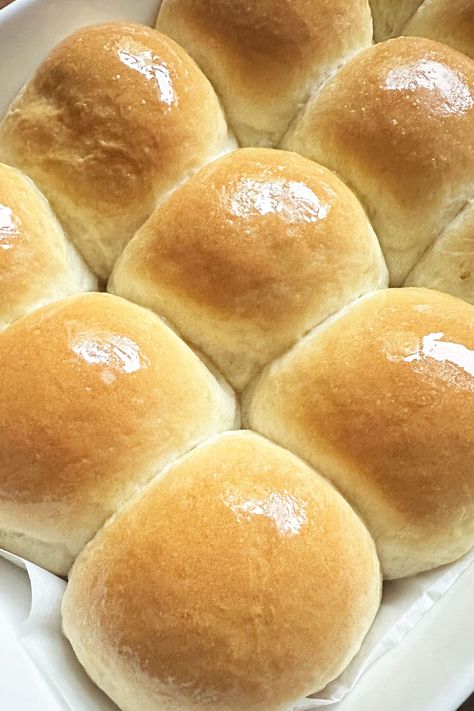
[369,0,423,40]
[109,148,388,391]
[63,431,381,711]
[0,22,233,279]
[403,0,474,60]
[0,293,237,575]
[156,0,373,147]
[243,288,474,579]
[0,162,96,330]
[282,37,474,286]
[405,200,474,304]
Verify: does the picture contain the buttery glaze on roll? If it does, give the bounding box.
[156,0,373,146]
[282,37,474,286]
[243,288,474,579]
[0,22,233,278]
[63,431,381,711]
[0,162,96,329]
[109,148,388,391]
[0,293,237,575]
[403,0,474,60]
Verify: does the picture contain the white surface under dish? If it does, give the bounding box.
[0,0,473,709]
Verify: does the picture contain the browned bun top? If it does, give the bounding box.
[404,0,474,60]
[157,0,373,145]
[244,288,474,578]
[0,22,231,277]
[63,431,381,711]
[110,147,387,390]
[0,162,96,329]
[0,293,236,574]
[282,37,474,285]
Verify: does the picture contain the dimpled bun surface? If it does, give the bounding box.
[369,0,424,40]
[109,148,388,391]
[244,288,474,579]
[282,37,474,286]
[0,293,237,575]
[0,162,96,330]
[0,22,233,278]
[62,431,381,711]
[156,0,373,147]
[403,0,474,60]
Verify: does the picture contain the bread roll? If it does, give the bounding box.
[0,293,237,575]
[109,148,388,391]
[243,288,474,579]
[0,162,96,330]
[156,0,373,147]
[63,431,381,711]
[0,22,233,279]
[369,0,423,40]
[282,37,474,286]
[405,200,474,304]
[403,0,474,60]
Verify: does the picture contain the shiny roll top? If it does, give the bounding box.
[156,0,373,147]
[243,288,474,579]
[0,162,96,329]
[109,148,388,391]
[372,0,474,59]
[63,431,381,711]
[283,37,474,287]
[0,22,233,279]
[0,293,237,575]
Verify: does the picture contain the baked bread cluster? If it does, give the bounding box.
[0,2,473,709]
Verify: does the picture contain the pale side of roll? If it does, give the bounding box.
[157,0,373,147]
[369,0,424,40]
[0,22,234,279]
[0,162,96,330]
[109,148,388,391]
[282,37,474,286]
[243,288,474,579]
[405,200,474,304]
[403,0,474,60]
[62,431,381,711]
[0,293,237,575]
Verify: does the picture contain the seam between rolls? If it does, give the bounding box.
[398,0,431,33]
[404,196,474,282]
[278,40,375,150]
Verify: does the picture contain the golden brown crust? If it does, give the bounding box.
[63,431,381,711]
[109,148,387,391]
[403,0,474,60]
[0,22,231,278]
[282,37,474,286]
[0,293,236,574]
[0,162,96,329]
[157,0,373,145]
[244,288,474,578]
